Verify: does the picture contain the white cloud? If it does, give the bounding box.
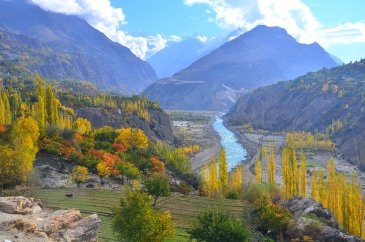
[30,0,169,59]
[184,0,365,47]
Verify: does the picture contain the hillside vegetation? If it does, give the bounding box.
[226,59,365,168]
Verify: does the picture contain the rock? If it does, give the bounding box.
[284,197,363,242]
[0,196,101,242]
[0,197,41,215]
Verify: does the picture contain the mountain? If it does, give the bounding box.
[0,0,157,93]
[143,25,337,110]
[147,30,246,78]
[147,36,207,78]
[225,59,365,169]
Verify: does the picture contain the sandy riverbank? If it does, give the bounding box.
[228,125,365,192]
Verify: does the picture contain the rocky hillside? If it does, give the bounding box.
[0,0,157,93]
[0,196,100,241]
[226,59,365,169]
[75,107,174,142]
[143,25,337,110]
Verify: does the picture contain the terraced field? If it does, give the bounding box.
[27,189,245,242]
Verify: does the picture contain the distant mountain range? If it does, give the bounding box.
[147,30,245,78]
[0,0,157,93]
[226,59,365,169]
[143,25,338,110]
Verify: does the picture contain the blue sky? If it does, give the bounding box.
[112,0,365,62]
[32,0,365,62]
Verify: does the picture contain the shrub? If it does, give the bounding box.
[226,191,240,200]
[95,141,113,152]
[254,198,292,236]
[144,174,170,206]
[177,181,192,194]
[80,155,101,171]
[78,140,95,153]
[112,189,175,242]
[188,210,250,242]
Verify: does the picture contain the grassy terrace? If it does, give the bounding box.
[27,188,245,242]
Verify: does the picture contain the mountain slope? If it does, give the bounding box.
[226,59,365,169]
[143,25,337,110]
[0,0,157,93]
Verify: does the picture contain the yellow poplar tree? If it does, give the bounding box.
[218,148,228,195]
[13,116,40,183]
[268,142,275,185]
[255,156,262,184]
[208,156,218,197]
[299,150,307,197]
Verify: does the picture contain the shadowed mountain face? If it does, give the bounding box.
[143,25,337,111]
[0,0,157,93]
[226,59,365,169]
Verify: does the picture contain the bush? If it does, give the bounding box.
[79,155,101,171]
[177,181,192,194]
[254,198,292,236]
[95,141,113,152]
[78,140,95,153]
[226,191,240,200]
[144,174,170,206]
[188,210,250,242]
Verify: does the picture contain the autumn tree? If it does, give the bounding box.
[144,174,170,206]
[299,150,307,197]
[261,145,267,160]
[112,189,175,242]
[150,156,165,174]
[115,128,149,150]
[267,142,276,185]
[96,162,111,183]
[117,162,140,185]
[229,165,244,195]
[13,116,40,183]
[218,148,228,195]
[73,117,92,134]
[0,145,15,192]
[255,156,262,184]
[71,166,89,188]
[208,156,219,197]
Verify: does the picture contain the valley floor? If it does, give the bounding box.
[229,126,365,192]
[27,188,245,242]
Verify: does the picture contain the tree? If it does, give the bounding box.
[144,174,170,206]
[208,156,219,197]
[255,156,262,184]
[96,162,111,183]
[115,128,149,150]
[261,145,267,160]
[71,166,89,188]
[299,150,307,197]
[218,148,228,195]
[0,145,16,192]
[117,162,141,184]
[268,143,276,185]
[73,117,92,134]
[13,116,40,183]
[188,210,250,242]
[230,165,244,195]
[150,156,165,173]
[112,189,175,242]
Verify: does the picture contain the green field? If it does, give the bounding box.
[27,188,245,242]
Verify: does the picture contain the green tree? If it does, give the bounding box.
[112,189,175,242]
[144,174,170,206]
[188,210,250,242]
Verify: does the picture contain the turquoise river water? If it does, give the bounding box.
[212,115,247,171]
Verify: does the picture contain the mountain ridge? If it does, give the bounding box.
[143,25,337,110]
[0,0,157,93]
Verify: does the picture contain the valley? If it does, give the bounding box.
[1,1,365,241]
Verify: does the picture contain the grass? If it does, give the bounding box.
[27,188,245,242]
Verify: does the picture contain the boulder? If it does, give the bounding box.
[0,196,101,242]
[284,197,363,242]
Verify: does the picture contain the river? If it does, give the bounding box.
[212,115,247,171]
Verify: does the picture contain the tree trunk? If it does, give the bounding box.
[77,182,80,188]
[153,196,158,207]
